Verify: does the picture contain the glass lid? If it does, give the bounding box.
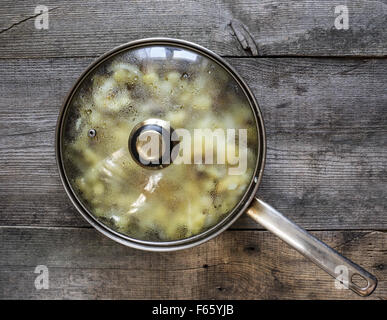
[60,41,259,242]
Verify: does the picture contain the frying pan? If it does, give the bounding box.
[56,38,377,297]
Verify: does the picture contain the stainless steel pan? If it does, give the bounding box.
[56,38,377,297]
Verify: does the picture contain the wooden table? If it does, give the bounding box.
[0,0,386,300]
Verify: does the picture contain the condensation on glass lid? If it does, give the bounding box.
[61,43,259,242]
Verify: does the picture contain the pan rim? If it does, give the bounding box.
[55,37,267,251]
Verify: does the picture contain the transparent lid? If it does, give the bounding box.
[61,42,259,242]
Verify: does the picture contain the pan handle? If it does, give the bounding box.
[246,198,377,297]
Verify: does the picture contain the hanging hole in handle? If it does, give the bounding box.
[351,273,369,289]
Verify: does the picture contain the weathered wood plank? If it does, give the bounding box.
[0,0,386,58]
[0,227,385,299]
[0,57,386,229]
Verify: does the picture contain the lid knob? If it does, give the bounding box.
[129,119,177,169]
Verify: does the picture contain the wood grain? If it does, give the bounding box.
[0,0,386,58]
[0,0,386,301]
[0,57,386,230]
[0,227,385,299]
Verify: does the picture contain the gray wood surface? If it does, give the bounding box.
[0,0,386,58]
[0,0,386,300]
[1,57,386,230]
[0,227,385,299]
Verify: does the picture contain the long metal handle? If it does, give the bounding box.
[246,198,377,297]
